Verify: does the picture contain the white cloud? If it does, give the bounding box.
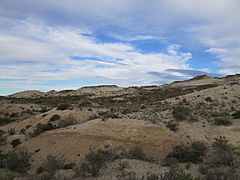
[1,0,239,94]
[0,17,192,89]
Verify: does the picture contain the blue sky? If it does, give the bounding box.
[0,0,240,95]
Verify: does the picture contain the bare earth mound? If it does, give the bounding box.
[20,119,182,171]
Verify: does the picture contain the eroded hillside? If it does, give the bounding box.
[0,74,240,179]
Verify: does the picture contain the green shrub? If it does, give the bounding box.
[213,117,232,126]
[203,167,240,180]
[166,121,179,132]
[49,114,61,122]
[128,145,148,161]
[57,104,70,111]
[31,123,57,137]
[205,97,213,102]
[20,128,26,135]
[159,168,196,180]
[0,169,19,180]
[207,136,236,167]
[8,128,16,135]
[98,110,119,119]
[77,147,119,177]
[165,142,207,164]
[33,172,56,180]
[11,139,22,148]
[58,115,77,128]
[232,110,240,119]
[147,173,159,180]
[0,130,6,145]
[0,117,14,126]
[172,106,192,121]
[37,155,65,174]
[0,151,30,174]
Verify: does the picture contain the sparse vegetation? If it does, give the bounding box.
[159,168,196,180]
[49,114,61,122]
[37,155,65,174]
[0,117,14,125]
[165,142,207,164]
[11,138,22,148]
[232,110,240,119]
[76,147,119,177]
[8,128,16,135]
[31,123,57,137]
[0,151,30,174]
[205,97,213,102]
[0,130,6,145]
[213,116,232,126]
[58,115,77,128]
[0,74,240,178]
[166,121,179,132]
[57,104,70,110]
[127,145,148,161]
[172,106,192,121]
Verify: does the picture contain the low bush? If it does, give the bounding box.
[172,106,192,121]
[147,173,159,180]
[213,117,232,126]
[207,136,236,167]
[20,128,26,135]
[165,142,207,164]
[98,110,119,120]
[58,115,77,128]
[166,121,179,132]
[57,104,70,111]
[0,130,6,145]
[0,169,19,180]
[205,97,213,102]
[0,117,14,126]
[203,167,240,180]
[31,123,57,137]
[0,151,30,174]
[37,155,65,174]
[232,110,240,119]
[8,128,16,135]
[49,114,61,122]
[127,145,148,161]
[159,168,196,180]
[77,147,119,177]
[11,139,22,148]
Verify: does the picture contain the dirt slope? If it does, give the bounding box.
[20,119,182,172]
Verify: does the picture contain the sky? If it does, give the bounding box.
[0,0,240,95]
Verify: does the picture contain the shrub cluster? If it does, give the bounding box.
[31,123,57,137]
[0,117,14,126]
[0,130,6,145]
[56,104,70,111]
[0,151,30,174]
[232,110,240,119]
[37,155,65,174]
[213,115,232,126]
[58,115,77,128]
[172,106,192,121]
[127,145,148,161]
[11,139,22,148]
[98,110,119,120]
[166,121,179,132]
[49,114,61,122]
[159,168,196,180]
[77,147,119,177]
[165,142,207,164]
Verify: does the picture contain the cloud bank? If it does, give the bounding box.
[0,0,239,94]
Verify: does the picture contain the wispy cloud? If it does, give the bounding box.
[0,17,192,92]
[0,0,239,94]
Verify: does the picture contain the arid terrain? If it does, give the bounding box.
[1,74,240,179]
